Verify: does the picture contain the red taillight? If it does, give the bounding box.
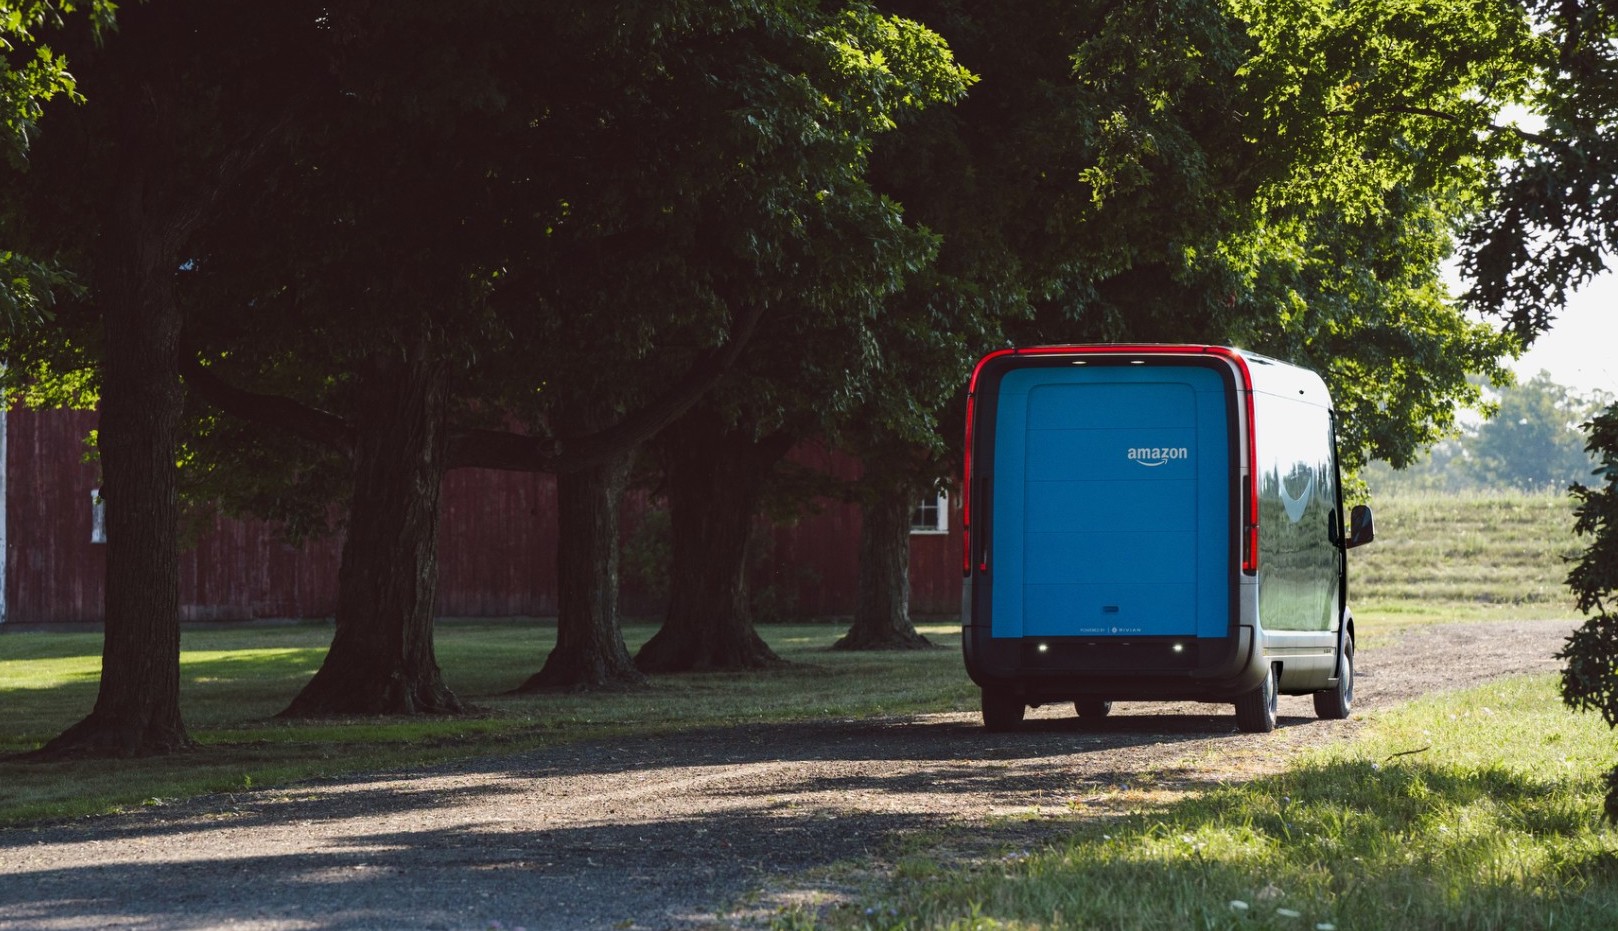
[1223,350,1260,574]
[963,350,1013,577]
[962,393,975,575]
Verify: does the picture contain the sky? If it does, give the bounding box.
[1513,272,1618,398]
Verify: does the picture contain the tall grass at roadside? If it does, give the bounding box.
[795,675,1617,931]
[1353,490,1582,622]
[0,621,975,825]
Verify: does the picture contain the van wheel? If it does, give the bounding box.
[1234,663,1278,733]
[982,690,1024,731]
[1074,698,1113,718]
[1314,636,1354,720]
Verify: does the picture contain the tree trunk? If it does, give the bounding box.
[835,484,933,651]
[281,341,461,716]
[33,235,194,758]
[516,448,646,691]
[32,67,199,758]
[635,411,791,672]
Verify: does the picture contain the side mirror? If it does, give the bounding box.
[1346,504,1375,549]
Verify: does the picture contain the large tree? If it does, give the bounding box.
[1442,0,1618,823]
[177,2,971,703]
[818,0,1531,654]
[1,1,322,756]
[633,180,968,672]
[1460,0,1616,340]
[1468,372,1605,491]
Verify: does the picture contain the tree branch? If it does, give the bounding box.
[1326,103,1564,152]
[180,354,355,455]
[447,301,766,473]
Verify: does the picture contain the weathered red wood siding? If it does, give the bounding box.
[751,445,963,618]
[435,468,557,618]
[5,408,105,623]
[177,512,341,621]
[908,517,964,616]
[4,409,964,623]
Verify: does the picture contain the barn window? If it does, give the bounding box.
[910,491,948,535]
[90,489,106,544]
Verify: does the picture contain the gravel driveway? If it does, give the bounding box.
[0,619,1579,931]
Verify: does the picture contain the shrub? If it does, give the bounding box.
[1558,402,1618,823]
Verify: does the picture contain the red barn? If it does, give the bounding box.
[0,406,963,626]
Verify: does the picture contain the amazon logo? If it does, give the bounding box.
[1127,446,1189,467]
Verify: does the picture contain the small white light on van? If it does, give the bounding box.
[1038,643,1049,653]
[1173,643,1184,653]
[1129,360,1145,365]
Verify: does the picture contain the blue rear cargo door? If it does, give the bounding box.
[990,365,1230,640]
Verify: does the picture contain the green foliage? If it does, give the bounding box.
[175,1,973,519]
[0,249,73,334]
[893,0,1530,476]
[1567,405,1618,618]
[1563,614,1618,728]
[1462,0,1618,337]
[1471,373,1607,490]
[1369,372,1610,494]
[0,0,114,166]
[0,1,110,334]
[1559,403,1618,822]
[1228,189,1517,473]
[1233,0,1536,218]
[1212,0,1534,471]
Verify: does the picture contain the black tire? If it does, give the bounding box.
[981,690,1024,731]
[1313,636,1354,720]
[1074,698,1113,718]
[1234,663,1278,733]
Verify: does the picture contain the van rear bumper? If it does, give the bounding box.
[962,624,1268,703]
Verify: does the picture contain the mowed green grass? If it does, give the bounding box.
[785,675,1618,931]
[1351,490,1584,623]
[0,621,977,825]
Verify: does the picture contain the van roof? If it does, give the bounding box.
[973,344,1332,409]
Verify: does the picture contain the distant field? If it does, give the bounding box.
[1352,490,1584,621]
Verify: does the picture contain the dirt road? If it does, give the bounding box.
[0,619,1578,931]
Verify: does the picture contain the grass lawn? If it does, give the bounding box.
[0,620,976,826]
[786,675,1618,930]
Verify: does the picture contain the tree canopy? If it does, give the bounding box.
[0,0,112,334]
[1368,372,1610,494]
[1462,0,1618,339]
[4,0,1597,751]
[175,1,972,701]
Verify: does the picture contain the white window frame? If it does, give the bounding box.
[90,488,107,544]
[909,490,949,535]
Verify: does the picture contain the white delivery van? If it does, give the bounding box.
[961,344,1375,732]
